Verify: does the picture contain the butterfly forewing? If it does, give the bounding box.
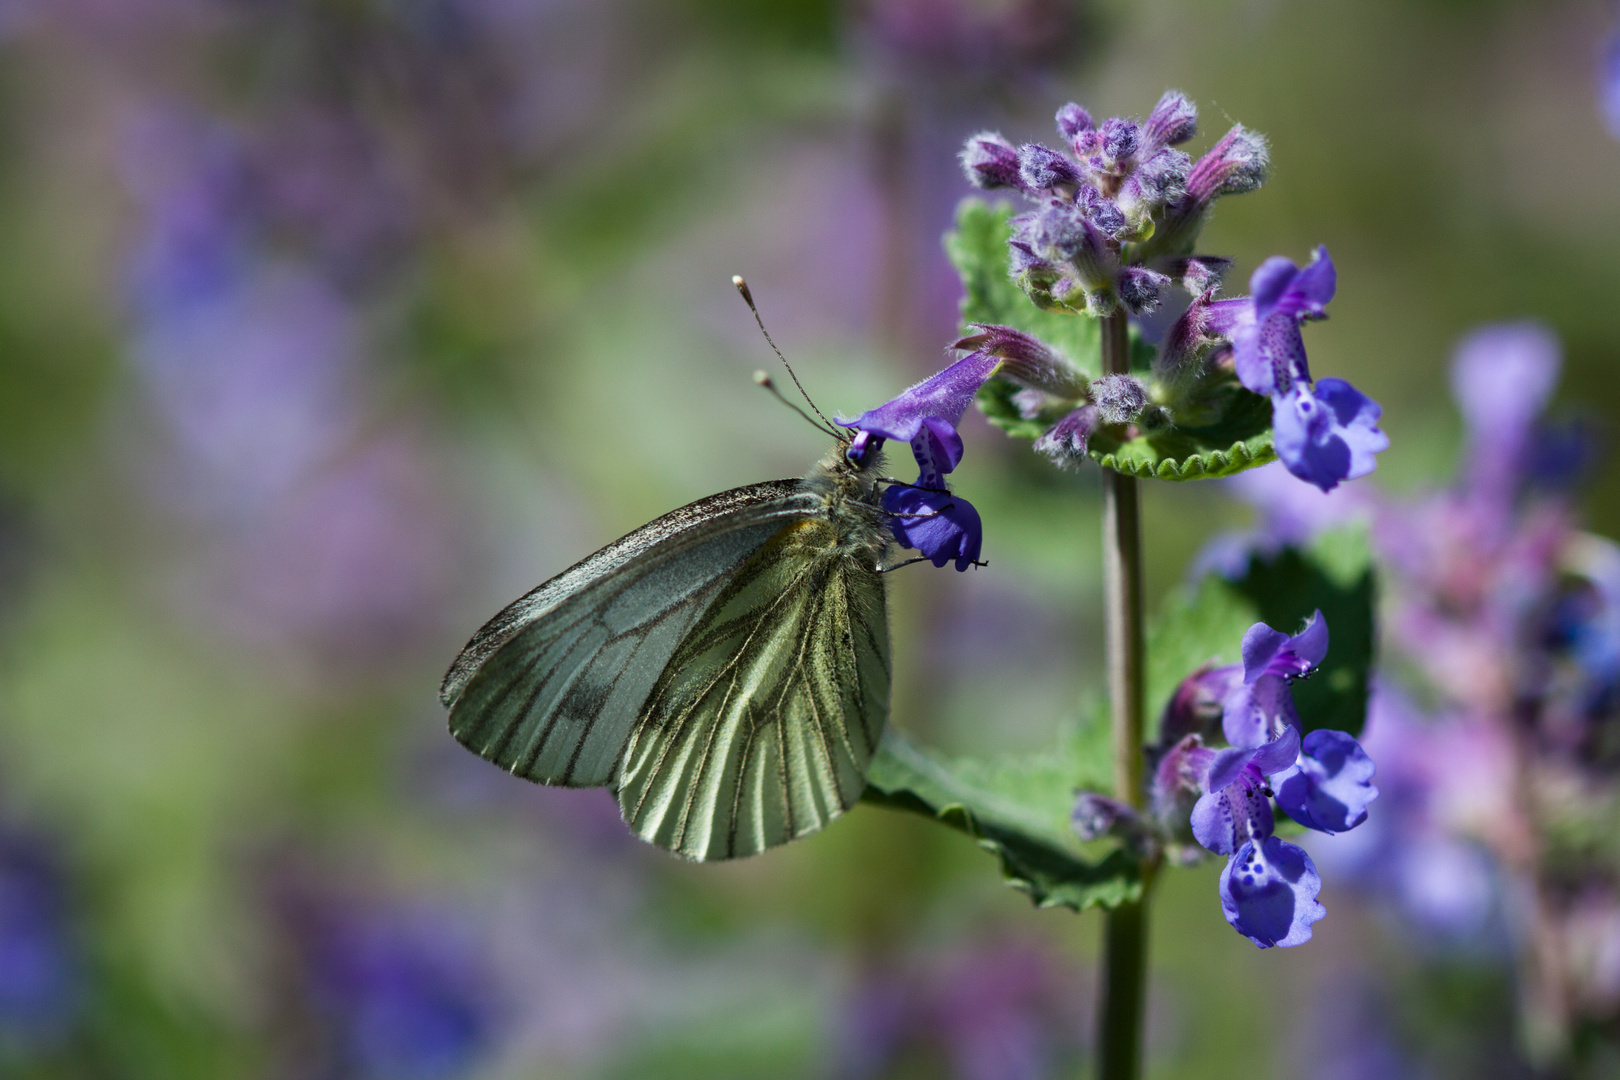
[617,519,891,860]
[442,482,820,787]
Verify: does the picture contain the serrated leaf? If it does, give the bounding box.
[943,197,1277,482]
[1146,528,1377,741]
[1087,384,1277,481]
[861,727,1141,912]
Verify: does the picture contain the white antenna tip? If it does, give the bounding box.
[731,274,745,288]
[752,369,772,386]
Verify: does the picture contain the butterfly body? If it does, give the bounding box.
[441,442,893,860]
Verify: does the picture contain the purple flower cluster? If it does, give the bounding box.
[1147,614,1377,948]
[1211,322,1620,1033]
[956,95,1386,491]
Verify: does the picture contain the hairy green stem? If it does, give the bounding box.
[1096,309,1151,1080]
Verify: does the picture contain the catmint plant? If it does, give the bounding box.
[848,91,1389,1080]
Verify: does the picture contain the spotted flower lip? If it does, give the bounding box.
[1220,836,1326,949]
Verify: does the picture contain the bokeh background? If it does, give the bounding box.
[0,0,1616,1077]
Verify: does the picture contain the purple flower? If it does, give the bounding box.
[1275,729,1378,834]
[1179,247,1386,492]
[0,834,80,1049]
[1231,249,1337,397]
[837,353,1001,571]
[1219,836,1326,949]
[1603,24,1620,141]
[1450,322,1560,506]
[1222,612,1330,748]
[1189,726,1328,948]
[1190,726,1300,854]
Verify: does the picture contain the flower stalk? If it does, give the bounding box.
[1096,308,1154,1080]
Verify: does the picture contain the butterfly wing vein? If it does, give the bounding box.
[618,519,890,859]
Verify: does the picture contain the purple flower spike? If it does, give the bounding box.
[1142,90,1198,152]
[882,482,982,571]
[1273,379,1388,492]
[1219,836,1326,948]
[1276,729,1378,834]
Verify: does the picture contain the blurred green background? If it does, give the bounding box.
[0,0,1613,1076]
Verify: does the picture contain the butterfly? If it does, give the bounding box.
[439,280,905,860]
[438,441,893,861]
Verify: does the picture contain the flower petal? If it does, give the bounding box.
[834,352,1002,442]
[1314,378,1388,480]
[1219,836,1326,948]
[1223,675,1301,749]
[1191,762,1274,856]
[1249,256,1301,324]
[881,483,983,572]
[1240,623,1291,682]
[1276,728,1378,834]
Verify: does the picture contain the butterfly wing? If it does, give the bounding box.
[616,517,891,860]
[441,480,816,788]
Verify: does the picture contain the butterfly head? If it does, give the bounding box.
[845,430,884,470]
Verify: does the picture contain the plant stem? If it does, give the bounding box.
[1096,309,1152,1080]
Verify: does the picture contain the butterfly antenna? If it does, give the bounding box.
[732,275,840,433]
[753,370,840,437]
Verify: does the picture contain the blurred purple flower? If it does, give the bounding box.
[1602,21,1620,140]
[833,939,1088,1080]
[1201,248,1387,491]
[277,881,500,1080]
[0,833,80,1051]
[1450,321,1561,511]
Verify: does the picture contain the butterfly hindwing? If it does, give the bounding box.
[442,481,818,788]
[616,518,891,860]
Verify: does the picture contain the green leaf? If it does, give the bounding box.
[861,726,1142,912]
[1087,384,1277,481]
[942,197,1278,481]
[1146,527,1378,741]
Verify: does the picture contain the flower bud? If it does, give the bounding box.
[1142,90,1198,152]
[1017,142,1080,192]
[1092,373,1150,425]
[1055,101,1094,141]
[1033,405,1098,467]
[1186,124,1269,203]
[953,323,1087,401]
[1152,255,1232,293]
[959,131,1025,191]
[1098,118,1139,170]
[1116,266,1170,316]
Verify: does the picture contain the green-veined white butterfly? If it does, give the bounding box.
[440,281,897,861]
